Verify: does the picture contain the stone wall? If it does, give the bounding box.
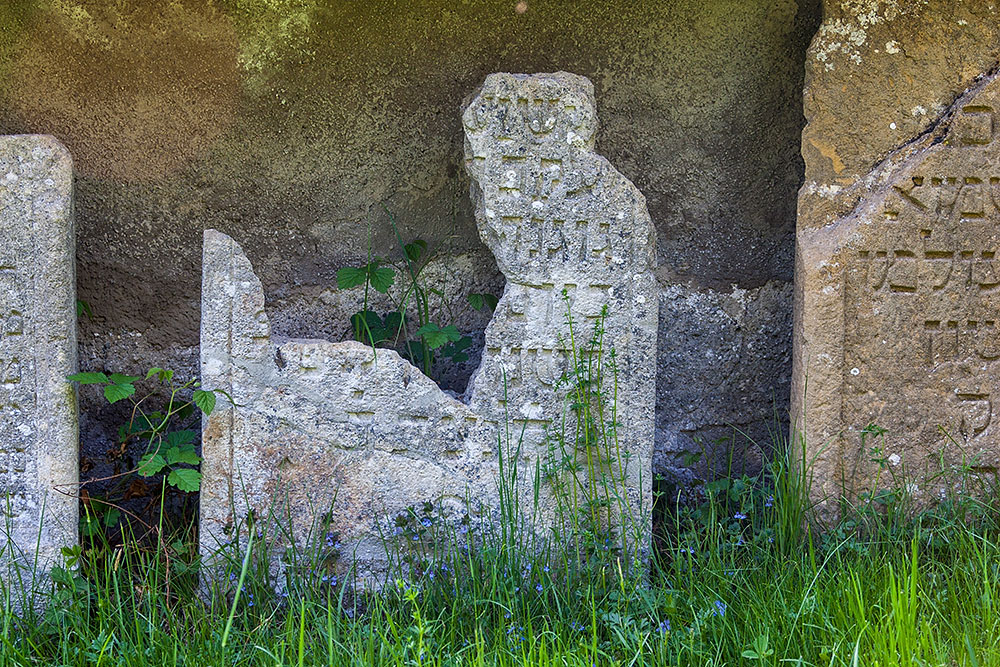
[0,1,819,491]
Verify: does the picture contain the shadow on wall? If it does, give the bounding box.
[0,0,820,500]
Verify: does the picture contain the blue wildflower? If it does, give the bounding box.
[734,512,747,520]
[713,600,727,617]
[421,517,432,528]
[535,583,543,593]
[765,495,774,508]
[657,619,670,633]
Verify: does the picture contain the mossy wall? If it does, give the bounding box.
[0,0,819,486]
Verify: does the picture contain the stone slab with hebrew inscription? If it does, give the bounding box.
[0,135,78,592]
[199,72,656,583]
[793,73,1000,518]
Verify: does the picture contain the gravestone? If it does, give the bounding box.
[0,135,78,593]
[793,62,1000,515]
[199,72,656,582]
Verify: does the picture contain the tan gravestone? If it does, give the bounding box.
[0,135,78,595]
[199,72,656,583]
[794,39,1000,516]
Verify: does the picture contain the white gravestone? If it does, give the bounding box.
[199,73,656,583]
[0,135,78,595]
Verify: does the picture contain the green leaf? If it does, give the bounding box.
[336,266,367,290]
[108,373,141,385]
[350,310,385,344]
[192,389,217,415]
[104,382,136,404]
[102,508,121,528]
[166,444,201,466]
[167,468,202,492]
[467,293,499,312]
[442,335,474,362]
[67,372,109,385]
[164,430,197,448]
[145,367,175,383]
[76,299,93,319]
[417,323,462,350]
[403,239,427,263]
[137,453,167,477]
[369,266,395,294]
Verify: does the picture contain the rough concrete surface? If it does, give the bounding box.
[0,0,819,491]
[0,135,78,594]
[200,72,657,580]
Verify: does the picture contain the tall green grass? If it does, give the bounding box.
[4,307,1000,665]
[3,434,1000,665]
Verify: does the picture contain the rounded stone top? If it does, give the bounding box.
[462,71,597,149]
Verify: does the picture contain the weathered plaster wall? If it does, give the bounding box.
[0,0,819,489]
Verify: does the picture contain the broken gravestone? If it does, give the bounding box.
[199,72,656,583]
[793,62,1000,517]
[0,135,78,594]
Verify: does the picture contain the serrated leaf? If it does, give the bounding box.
[164,430,197,448]
[166,445,201,466]
[145,367,175,383]
[167,468,202,492]
[138,453,167,476]
[104,383,136,404]
[192,389,216,415]
[67,372,109,385]
[108,373,141,385]
[369,266,395,294]
[336,266,367,290]
[403,239,427,263]
[482,294,498,312]
[416,323,461,349]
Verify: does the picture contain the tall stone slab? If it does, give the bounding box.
[794,3,1000,517]
[200,72,656,582]
[462,72,657,540]
[0,135,77,593]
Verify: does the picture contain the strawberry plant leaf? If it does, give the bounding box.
[164,430,197,448]
[104,382,136,404]
[404,239,427,263]
[67,372,109,385]
[192,389,216,415]
[137,453,167,477]
[369,266,395,294]
[167,468,202,493]
[166,444,201,466]
[336,266,367,290]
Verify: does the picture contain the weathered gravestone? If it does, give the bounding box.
[0,135,78,592]
[199,72,656,582]
[793,37,1000,516]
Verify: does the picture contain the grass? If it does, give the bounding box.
[4,306,1000,665]
[2,432,1000,665]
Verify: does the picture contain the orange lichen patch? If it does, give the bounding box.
[808,136,847,175]
[4,1,239,182]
